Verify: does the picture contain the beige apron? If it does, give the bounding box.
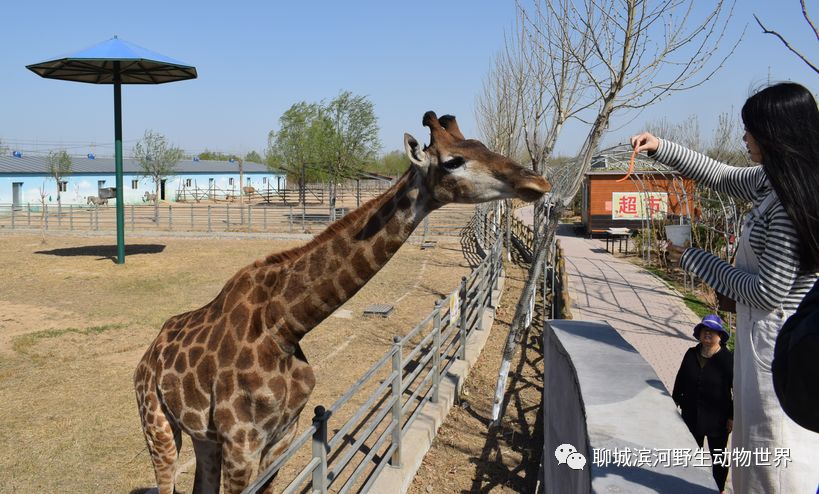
[732,192,819,493]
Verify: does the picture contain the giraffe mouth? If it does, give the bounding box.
[515,176,551,202]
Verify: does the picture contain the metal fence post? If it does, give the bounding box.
[94,207,99,231]
[227,203,231,230]
[432,299,442,404]
[263,206,267,231]
[311,406,329,494]
[11,205,16,229]
[130,204,135,230]
[247,205,252,231]
[191,204,194,230]
[459,276,468,360]
[477,273,485,331]
[57,203,61,226]
[207,205,212,232]
[27,203,31,226]
[493,239,501,292]
[168,205,173,230]
[44,204,49,230]
[390,336,403,467]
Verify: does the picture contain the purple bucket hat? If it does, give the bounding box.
[693,314,729,343]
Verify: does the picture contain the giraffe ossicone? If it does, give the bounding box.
[134,111,550,494]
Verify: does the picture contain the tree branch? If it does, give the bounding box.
[754,13,819,74]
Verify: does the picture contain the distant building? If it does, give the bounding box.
[0,153,286,207]
[581,169,697,235]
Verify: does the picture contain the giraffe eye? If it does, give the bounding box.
[441,157,465,171]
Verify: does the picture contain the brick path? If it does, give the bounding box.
[555,224,700,391]
[514,205,700,392]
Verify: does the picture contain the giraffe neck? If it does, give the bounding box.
[270,166,438,342]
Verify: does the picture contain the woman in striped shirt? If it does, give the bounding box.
[632,82,819,494]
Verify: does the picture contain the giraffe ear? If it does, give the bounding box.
[404,133,429,170]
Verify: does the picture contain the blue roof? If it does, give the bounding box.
[0,154,281,175]
[26,36,197,84]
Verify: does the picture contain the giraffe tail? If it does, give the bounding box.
[134,356,182,494]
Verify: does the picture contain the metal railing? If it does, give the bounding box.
[241,204,505,494]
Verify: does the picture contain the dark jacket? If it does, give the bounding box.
[672,344,733,437]
[773,279,819,433]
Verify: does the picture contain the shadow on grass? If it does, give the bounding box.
[34,244,166,263]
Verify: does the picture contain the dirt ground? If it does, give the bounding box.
[0,230,485,493]
[408,256,544,494]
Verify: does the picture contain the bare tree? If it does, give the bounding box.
[515,0,595,172]
[544,0,738,202]
[476,2,593,173]
[475,41,523,159]
[754,1,819,74]
[646,115,702,152]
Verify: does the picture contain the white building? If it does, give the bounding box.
[0,153,287,207]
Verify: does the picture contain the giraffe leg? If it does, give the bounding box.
[191,438,222,494]
[220,440,261,494]
[257,423,299,494]
[135,375,182,494]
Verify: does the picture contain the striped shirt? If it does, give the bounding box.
[654,139,818,311]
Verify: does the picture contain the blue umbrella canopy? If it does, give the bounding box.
[26,36,197,84]
[26,36,196,264]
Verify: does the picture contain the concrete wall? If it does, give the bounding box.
[541,320,717,493]
[540,323,592,493]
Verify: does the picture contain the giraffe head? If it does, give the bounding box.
[404,111,551,204]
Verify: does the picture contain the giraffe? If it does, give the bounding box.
[133,111,551,494]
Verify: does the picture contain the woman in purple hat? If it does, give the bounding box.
[632,82,819,493]
[673,314,733,493]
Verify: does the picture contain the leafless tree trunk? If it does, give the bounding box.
[476,2,594,174]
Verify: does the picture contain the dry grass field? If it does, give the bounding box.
[0,230,477,493]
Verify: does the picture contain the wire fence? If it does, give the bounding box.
[241,203,506,493]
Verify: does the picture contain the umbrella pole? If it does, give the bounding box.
[114,67,126,264]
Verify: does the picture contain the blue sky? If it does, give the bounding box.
[1,1,817,161]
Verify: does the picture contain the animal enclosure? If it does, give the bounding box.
[0,206,484,493]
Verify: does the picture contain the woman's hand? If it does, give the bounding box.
[630,132,660,155]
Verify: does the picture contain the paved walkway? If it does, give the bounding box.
[556,223,700,391]
[515,207,700,392]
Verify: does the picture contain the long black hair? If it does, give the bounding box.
[742,82,819,272]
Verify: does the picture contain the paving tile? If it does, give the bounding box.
[556,228,699,392]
